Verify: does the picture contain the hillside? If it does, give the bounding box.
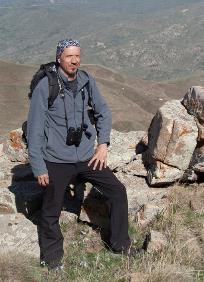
[1,60,204,136]
[0,0,204,80]
[0,60,37,136]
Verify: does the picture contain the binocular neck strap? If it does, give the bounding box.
[57,73,69,133]
[81,88,86,130]
[61,93,69,133]
[60,86,86,133]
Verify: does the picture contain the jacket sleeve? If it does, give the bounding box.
[89,75,112,145]
[27,77,49,177]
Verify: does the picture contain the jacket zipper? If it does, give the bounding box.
[73,95,79,161]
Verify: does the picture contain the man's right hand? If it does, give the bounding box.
[37,173,49,187]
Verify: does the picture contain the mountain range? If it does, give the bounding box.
[0,0,204,80]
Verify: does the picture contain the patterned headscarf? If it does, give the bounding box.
[56,38,80,61]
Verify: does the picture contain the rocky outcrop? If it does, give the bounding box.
[142,86,204,186]
[0,128,170,256]
[143,100,198,186]
[1,87,204,258]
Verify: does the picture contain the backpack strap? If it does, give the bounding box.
[79,69,93,108]
[28,65,47,99]
[28,62,63,108]
[79,71,97,125]
[42,62,62,108]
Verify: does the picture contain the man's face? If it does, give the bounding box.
[58,46,81,77]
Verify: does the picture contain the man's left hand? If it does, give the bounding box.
[88,143,108,170]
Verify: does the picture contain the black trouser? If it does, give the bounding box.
[39,160,131,265]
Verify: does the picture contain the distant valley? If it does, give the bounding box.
[0,0,204,80]
[1,0,204,134]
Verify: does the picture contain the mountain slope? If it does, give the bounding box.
[0,0,204,80]
[0,60,204,136]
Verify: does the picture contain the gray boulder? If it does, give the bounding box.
[143,100,198,186]
[0,213,39,257]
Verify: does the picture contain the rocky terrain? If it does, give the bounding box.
[0,127,169,257]
[1,88,204,257]
[0,94,203,280]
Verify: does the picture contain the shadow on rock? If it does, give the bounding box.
[77,187,111,246]
[8,163,43,223]
[9,165,86,221]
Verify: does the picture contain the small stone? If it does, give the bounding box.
[0,197,16,214]
[122,158,147,177]
[189,199,204,215]
[9,129,24,150]
[0,143,4,157]
[0,171,5,181]
[60,211,77,223]
[147,230,168,252]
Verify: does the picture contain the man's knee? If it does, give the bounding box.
[112,182,127,201]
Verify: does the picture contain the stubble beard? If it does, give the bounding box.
[60,65,78,80]
[67,70,77,79]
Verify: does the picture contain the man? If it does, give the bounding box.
[27,38,140,271]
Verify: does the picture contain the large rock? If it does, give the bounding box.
[0,213,39,257]
[108,129,145,170]
[143,100,198,186]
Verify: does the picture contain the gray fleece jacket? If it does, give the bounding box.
[27,68,112,177]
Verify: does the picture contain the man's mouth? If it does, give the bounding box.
[70,65,77,70]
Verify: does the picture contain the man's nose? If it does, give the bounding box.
[71,56,78,64]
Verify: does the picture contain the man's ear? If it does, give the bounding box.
[58,58,60,64]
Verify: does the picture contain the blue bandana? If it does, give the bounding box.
[56,38,80,61]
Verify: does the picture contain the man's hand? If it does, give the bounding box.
[88,144,108,170]
[37,173,49,187]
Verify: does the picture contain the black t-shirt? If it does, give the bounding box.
[65,78,78,97]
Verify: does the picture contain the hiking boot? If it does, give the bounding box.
[125,232,151,256]
[48,263,64,273]
[124,246,144,257]
[40,260,64,273]
[111,245,144,257]
[112,233,151,257]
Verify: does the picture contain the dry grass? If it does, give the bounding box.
[0,253,40,282]
[138,184,204,282]
[0,184,203,282]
